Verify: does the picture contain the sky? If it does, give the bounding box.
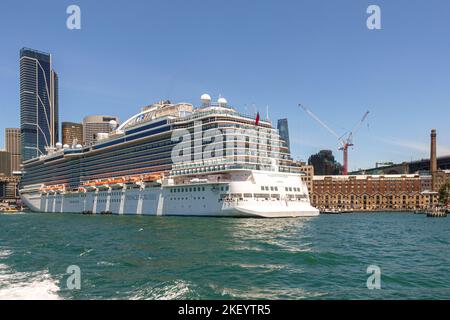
[0,0,449,171]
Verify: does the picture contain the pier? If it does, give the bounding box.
[426,207,448,218]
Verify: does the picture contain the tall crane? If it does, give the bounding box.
[299,103,369,175]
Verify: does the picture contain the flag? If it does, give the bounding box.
[255,112,260,126]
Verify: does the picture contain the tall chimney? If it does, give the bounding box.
[430,129,437,191]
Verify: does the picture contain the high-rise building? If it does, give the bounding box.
[0,151,12,176]
[20,48,59,161]
[5,128,21,172]
[277,118,290,154]
[62,122,83,146]
[83,115,120,146]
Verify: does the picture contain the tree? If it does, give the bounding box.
[308,150,343,175]
[438,181,450,205]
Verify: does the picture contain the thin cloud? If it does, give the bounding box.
[377,137,450,157]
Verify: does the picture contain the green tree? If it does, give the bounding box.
[438,181,450,205]
[308,150,343,175]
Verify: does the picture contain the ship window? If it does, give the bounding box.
[261,186,264,191]
[193,187,196,192]
[274,186,278,191]
[244,193,252,198]
[202,187,205,191]
[265,186,269,191]
[270,186,274,191]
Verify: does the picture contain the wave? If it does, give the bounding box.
[0,249,60,300]
[129,280,195,300]
[211,284,327,299]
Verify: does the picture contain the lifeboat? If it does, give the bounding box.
[110,183,124,190]
[40,186,48,194]
[142,174,161,182]
[119,175,140,189]
[97,185,109,191]
[109,177,125,189]
[84,185,97,192]
[142,174,162,187]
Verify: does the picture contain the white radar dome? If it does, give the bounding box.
[217,97,227,105]
[63,144,69,149]
[75,144,82,149]
[109,119,118,130]
[55,142,63,149]
[201,93,211,101]
[201,93,211,105]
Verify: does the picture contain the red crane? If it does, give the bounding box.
[299,103,369,175]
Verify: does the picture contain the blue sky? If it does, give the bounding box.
[0,0,449,171]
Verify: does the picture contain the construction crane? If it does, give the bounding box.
[299,103,369,175]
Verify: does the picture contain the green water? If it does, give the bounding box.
[0,212,449,299]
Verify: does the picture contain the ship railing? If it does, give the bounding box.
[171,162,302,176]
[170,109,271,125]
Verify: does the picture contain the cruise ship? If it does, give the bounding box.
[20,94,319,218]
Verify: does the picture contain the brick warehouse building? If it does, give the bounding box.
[311,174,439,211]
[309,129,449,212]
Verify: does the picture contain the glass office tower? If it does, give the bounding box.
[277,118,291,155]
[20,48,59,161]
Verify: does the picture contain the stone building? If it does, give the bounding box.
[0,150,11,176]
[5,128,21,172]
[83,115,119,146]
[62,122,83,146]
[293,161,314,194]
[0,176,19,202]
[311,174,438,211]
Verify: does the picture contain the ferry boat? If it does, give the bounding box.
[20,94,319,218]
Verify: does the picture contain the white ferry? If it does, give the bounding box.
[20,94,319,218]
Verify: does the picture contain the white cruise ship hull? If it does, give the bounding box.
[21,171,320,218]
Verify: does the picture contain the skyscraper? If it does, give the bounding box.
[0,151,12,176]
[277,118,291,154]
[62,122,83,146]
[83,115,119,146]
[20,48,59,161]
[5,128,21,172]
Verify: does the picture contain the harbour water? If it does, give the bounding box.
[0,212,449,300]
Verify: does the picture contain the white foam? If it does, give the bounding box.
[0,249,60,300]
[130,280,192,300]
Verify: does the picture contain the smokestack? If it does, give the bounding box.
[430,129,437,191]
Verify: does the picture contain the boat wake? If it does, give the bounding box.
[0,249,60,300]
